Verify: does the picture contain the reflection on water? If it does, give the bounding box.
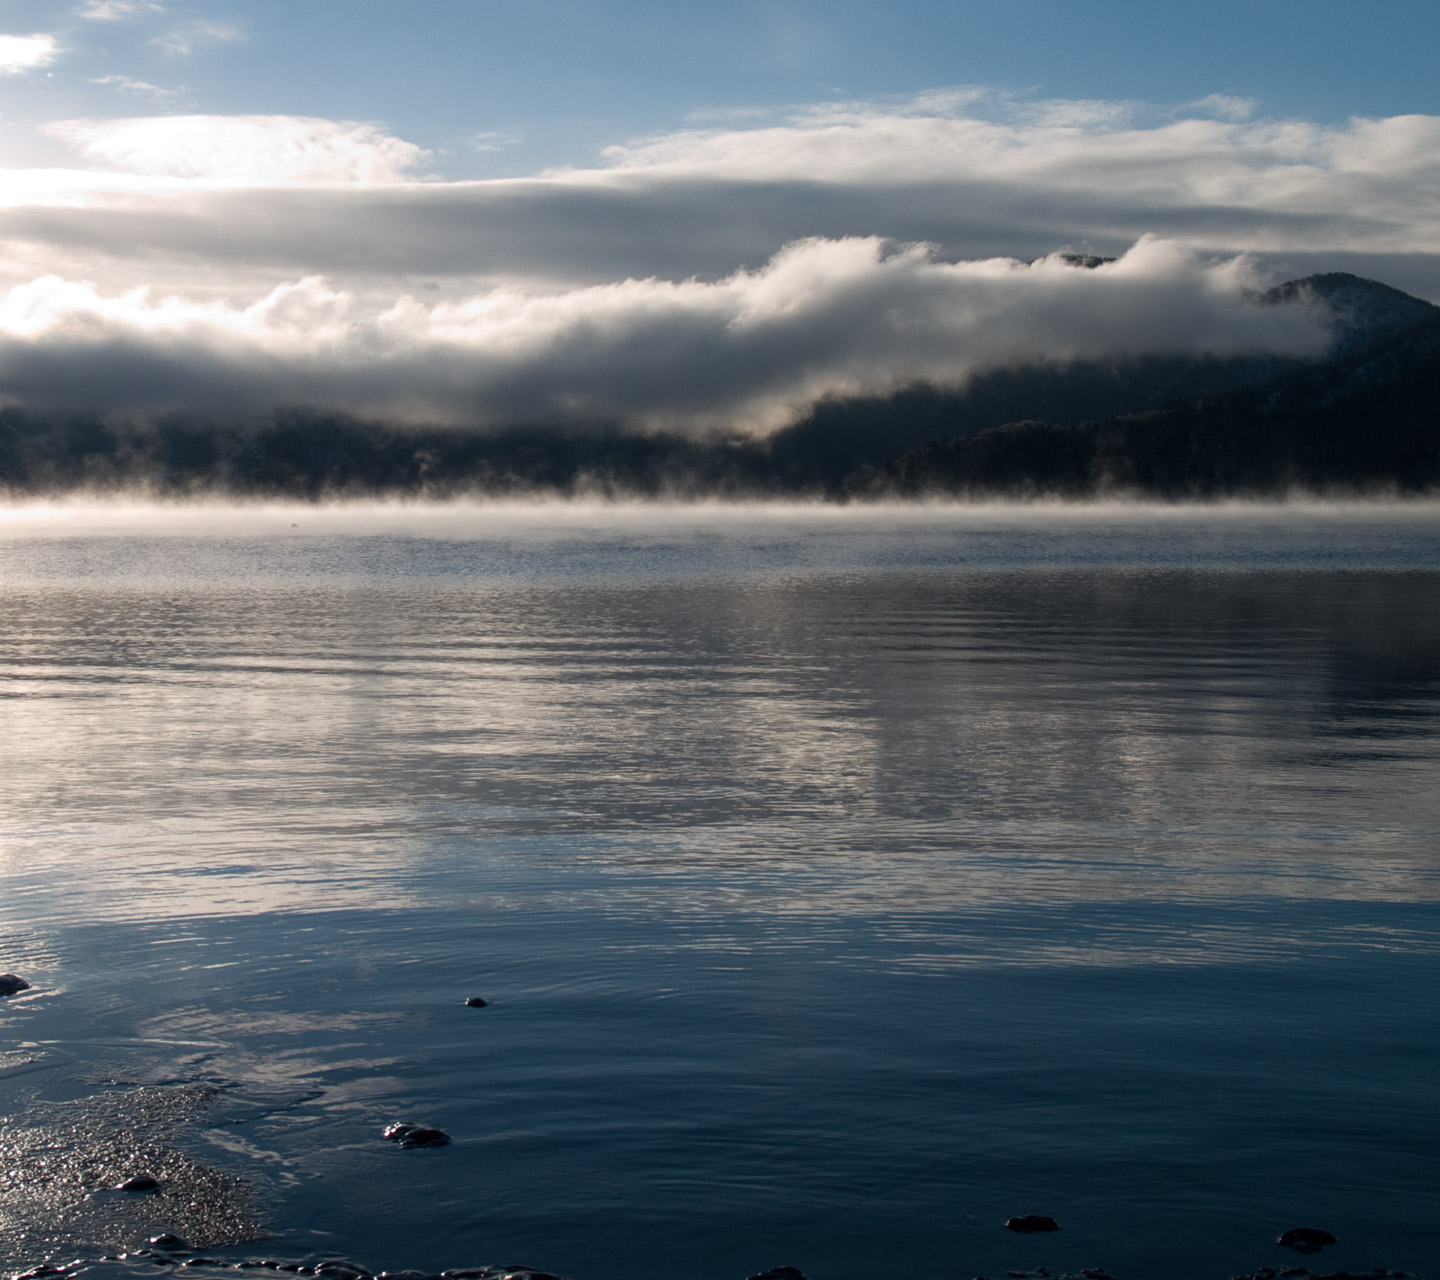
[1,508,1439,1280]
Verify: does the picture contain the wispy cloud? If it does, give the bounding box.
[1185,94,1258,123]
[88,73,182,101]
[0,33,58,75]
[76,0,164,19]
[42,114,428,183]
[470,131,520,153]
[148,19,242,58]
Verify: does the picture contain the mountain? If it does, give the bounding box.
[1258,272,1437,353]
[688,272,1440,491]
[867,281,1440,498]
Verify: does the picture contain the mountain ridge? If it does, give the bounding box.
[868,289,1440,498]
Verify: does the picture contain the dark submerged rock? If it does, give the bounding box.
[382,1122,450,1148]
[1006,1214,1060,1233]
[464,997,489,1008]
[0,972,31,994]
[148,1234,192,1252]
[117,1173,163,1192]
[1277,1227,1339,1255]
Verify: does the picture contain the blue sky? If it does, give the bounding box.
[0,0,1437,433]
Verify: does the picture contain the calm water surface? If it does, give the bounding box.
[1,505,1438,1280]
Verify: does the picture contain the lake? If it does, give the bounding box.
[2,503,1438,1280]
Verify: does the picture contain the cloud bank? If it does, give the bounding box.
[0,236,1330,433]
[3,100,1439,301]
[0,93,1435,434]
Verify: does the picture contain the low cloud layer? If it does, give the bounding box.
[3,99,1440,304]
[0,236,1330,434]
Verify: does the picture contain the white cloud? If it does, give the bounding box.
[148,19,242,57]
[42,114,428,184]
[0,237,1332,432]
[0,33,58,75]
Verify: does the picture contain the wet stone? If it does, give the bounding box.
[1276,1228,1338,1255]
[381,1123,450,1148]
[147,1236,190,1254]
[117,1175,163,1193]
[463,997,489,1008]
[0,973,31,995]
[1005,1215,1060,1234]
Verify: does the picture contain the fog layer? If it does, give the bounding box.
[0,237,1328,433]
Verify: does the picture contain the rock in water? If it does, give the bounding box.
[147,1235,191,1252]
[1006,1214,1060,1233]
[464,996,489,1008]
[117,1173,162,1192]
[0,973,30,995]
[1276,1226,1338,1254]
[746,1269,809,1280]
[382,1122,451,1148]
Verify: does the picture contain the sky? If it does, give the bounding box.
[1,0,1438,434]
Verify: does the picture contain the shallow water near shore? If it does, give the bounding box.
[2,504,1439,1280]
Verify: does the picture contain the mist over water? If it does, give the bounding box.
[2,505,1439,1280]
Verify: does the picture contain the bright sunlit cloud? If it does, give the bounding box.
[0,33,57,75]
[41,114,429,183]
